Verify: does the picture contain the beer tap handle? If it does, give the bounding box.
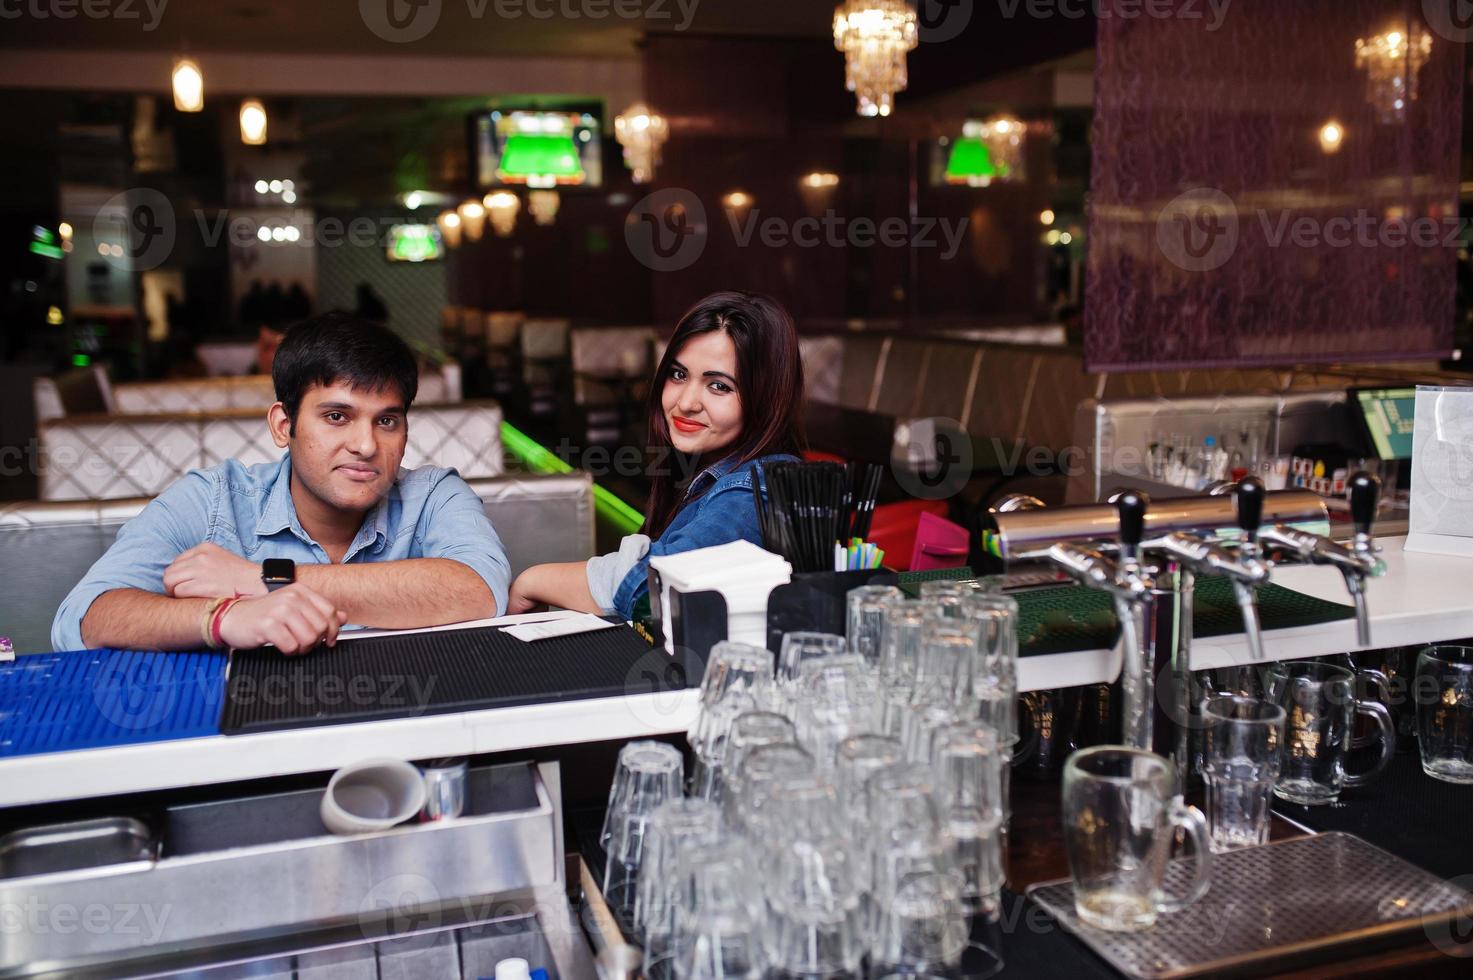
[1349,471,1379,546]
[1235,476,1265,551]
[1116,489,1148,565]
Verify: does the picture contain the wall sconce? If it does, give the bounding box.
[528,190,560,226]
[457,199,487,241]
[172,58,203,112]
[483,191,520,237]
[436,210,462,248]
[239,99,267,146]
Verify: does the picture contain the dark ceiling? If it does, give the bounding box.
[0,0,1094,97]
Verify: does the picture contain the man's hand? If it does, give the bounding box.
[217,583,348,655]
[165,543,268,600]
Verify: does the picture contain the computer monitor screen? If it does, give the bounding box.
[1352,387,1417,461]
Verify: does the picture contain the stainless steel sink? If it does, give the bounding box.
[0,761,594,980]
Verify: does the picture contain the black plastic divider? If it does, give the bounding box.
[221,623,693,735]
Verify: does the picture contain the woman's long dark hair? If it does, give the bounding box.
[642,291,805,538]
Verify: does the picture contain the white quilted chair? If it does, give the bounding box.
[37,401,505,501]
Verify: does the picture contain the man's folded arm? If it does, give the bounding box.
[53,473,213,651]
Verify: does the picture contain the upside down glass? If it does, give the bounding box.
[1200,696,1285,850]
[847,584,904,670]
[1266,660,1394,805]
[1415,645,1473,784]
[1062,746,1212,932]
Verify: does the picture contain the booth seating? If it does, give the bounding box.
[569,326,656,445]
[520,318,572,420]
[34,364,463,423]
[36,401,505,501]
[0,470,594,654]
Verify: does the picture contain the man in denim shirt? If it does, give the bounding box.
[51,314,510,654]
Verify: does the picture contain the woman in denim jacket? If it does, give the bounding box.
[508,291,804,619]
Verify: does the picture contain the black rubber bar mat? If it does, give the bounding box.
[220,623,686,735]
[1275,750,1473,882]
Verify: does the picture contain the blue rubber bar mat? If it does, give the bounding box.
[0,649,227,757]
[219,622,681,735]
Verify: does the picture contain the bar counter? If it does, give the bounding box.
[3,535,1469,809]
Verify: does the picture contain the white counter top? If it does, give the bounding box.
[4,538,1470,808]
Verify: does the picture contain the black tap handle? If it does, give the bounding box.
[1349,471,1380,537]
[1116,490,1148,549]
[1235,476,1265,544]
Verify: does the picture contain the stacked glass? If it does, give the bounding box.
[601,580,1019,979]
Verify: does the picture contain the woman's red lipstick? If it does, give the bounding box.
[671,416,707,433]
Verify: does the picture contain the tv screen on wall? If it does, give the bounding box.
[472,108,603,190]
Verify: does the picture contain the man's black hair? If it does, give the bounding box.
[272,312,418,427]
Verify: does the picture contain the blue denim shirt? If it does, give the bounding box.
[51,454,511,652]
[609,453,797,621]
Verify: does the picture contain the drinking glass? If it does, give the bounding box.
[901,697,962,765]
[878,599,931,692]
[865,764,948,918]
[601,741,685,910]
[697,640,774,707]
[763,836,865,978]
[725,742,814,834]
[671,838,765,980]
[932,724,1006,914]
[1200,696,1285,850]
[835,734,905,836]
[794,657,881,768]
[1062,746,1212,932]
[634,798,723,962]
[688,691,757,799]
[912,618,980,708]
[918,579,969,618]
[1415,645,1473,784]
[847,585,904,670]
[964,593,1021,747]
[600,740,683,849]
[1266,660,1394,805]
[777,631,847,683]
[704,711,795,804]
[870,871,970,978]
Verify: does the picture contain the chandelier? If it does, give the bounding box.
[1354,24,1432,123]
[614,103,669,183]
[979,116,1025,182]
[833,0,918,118]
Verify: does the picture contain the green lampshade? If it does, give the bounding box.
[945,137,997,184]
[496,133,586,185]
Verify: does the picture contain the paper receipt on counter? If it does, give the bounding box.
[501,613,621,642]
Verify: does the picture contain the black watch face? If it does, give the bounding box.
[262,558,295,583]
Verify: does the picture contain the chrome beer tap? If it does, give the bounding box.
[1147,477,1273,662]
[1047,491,1157,750]
[1257,472,1385,646]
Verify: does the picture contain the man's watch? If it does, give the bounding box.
[262,558,296,592]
